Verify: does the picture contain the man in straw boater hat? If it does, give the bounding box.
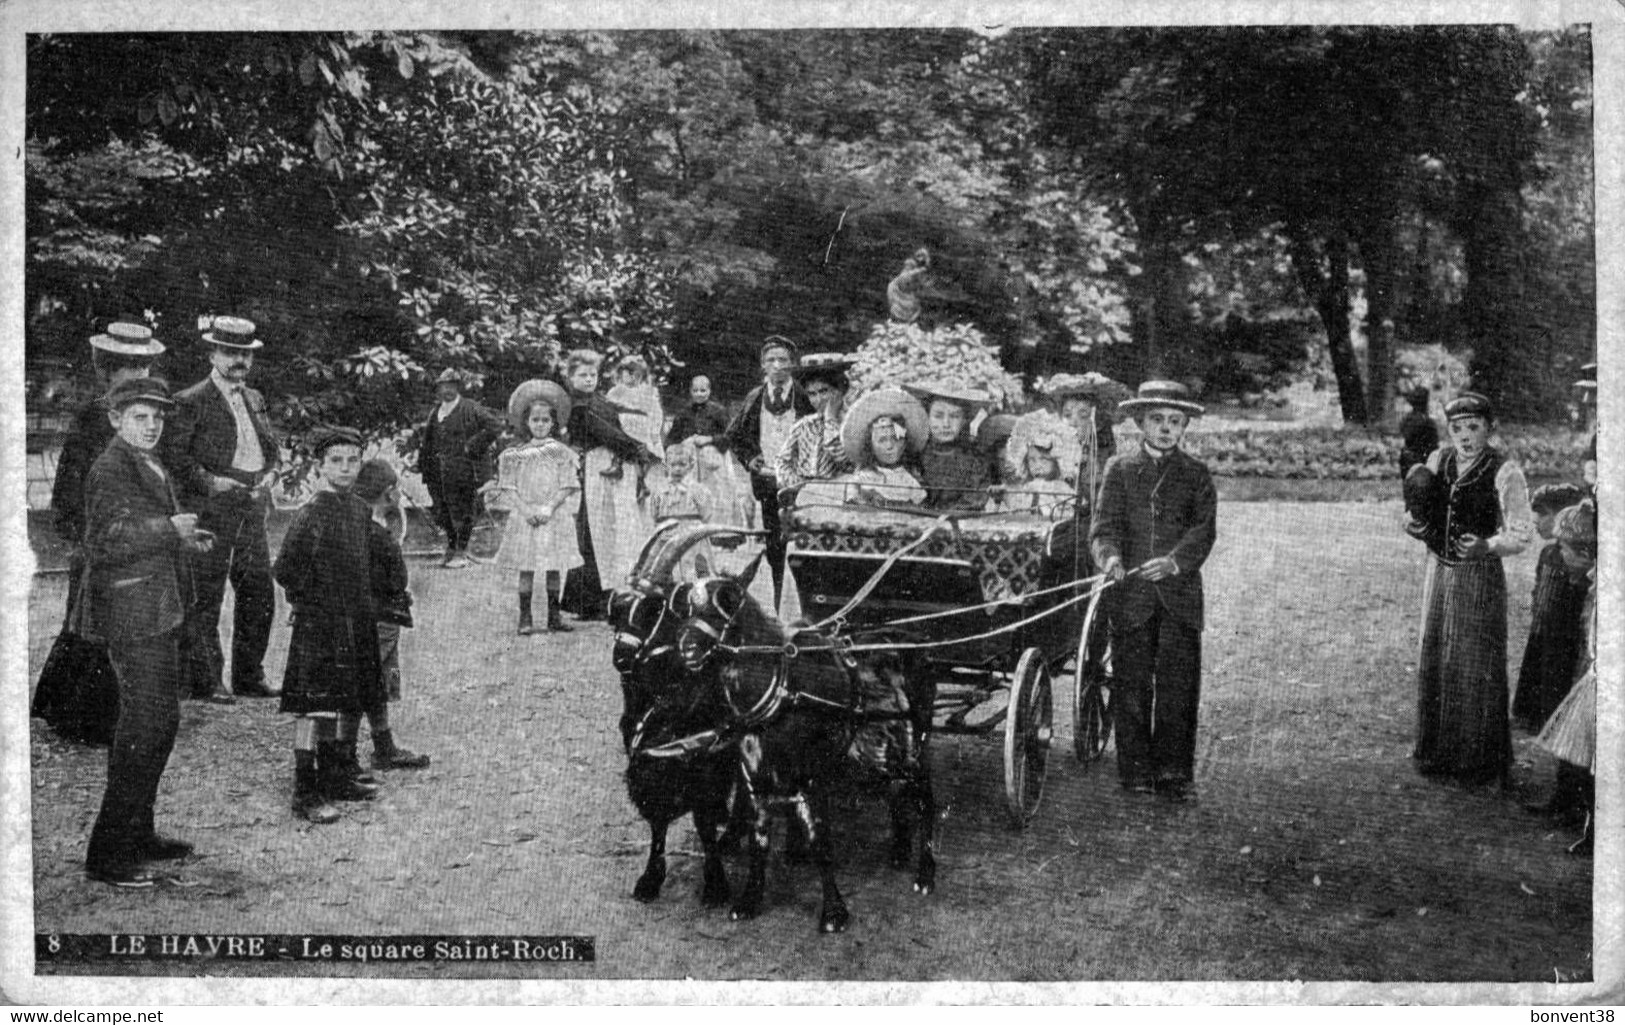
[162,316,280,704]
[418,367,507,569]
[78,376,216,886]
[1089,380,1218,803]
[35,322,166,745]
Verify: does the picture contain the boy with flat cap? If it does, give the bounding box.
[1089,381,1218,803]
[35,322,165,745]
[78,376,215,886]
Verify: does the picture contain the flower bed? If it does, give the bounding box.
[1171,424,1590,480]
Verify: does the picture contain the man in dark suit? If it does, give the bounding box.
[77,377,214,886]
[1089,380,1217,803]
[161,316,280,702]
[418,368,505,568]
[723,337,814,598]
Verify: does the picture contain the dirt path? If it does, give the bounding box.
[23,501,1593,986]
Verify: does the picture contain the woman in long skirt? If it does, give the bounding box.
[1401,392,1532,785]
[559,350,657,619]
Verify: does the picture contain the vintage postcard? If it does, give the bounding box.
[2,0,1619,1008]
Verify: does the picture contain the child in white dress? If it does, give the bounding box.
[993,409,1082,516]
[491,381,582,635]
[605,355,666,501]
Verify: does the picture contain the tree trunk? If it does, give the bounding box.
[1135,235,1185,381]
[1457,182,1527,415]
[1289,227,1368,425]
[1357,218,1402,430]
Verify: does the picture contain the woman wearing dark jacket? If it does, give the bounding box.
[558,349,657,619]
[1402,393,1532,785]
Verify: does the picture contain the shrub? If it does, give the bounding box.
[1173,423,1589,481]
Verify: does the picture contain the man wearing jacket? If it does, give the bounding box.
[162,316,280,702]
[78,377,214,886]
[723,337,814,598]
[418,368,505,569]
[1089,380,1217,803]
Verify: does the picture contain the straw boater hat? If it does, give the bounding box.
[1119,380,1205,418]
[793,351,855,387]
[905,379,995,411]
[840,387,928,465]
[506,378,573,429]
[1004,409,1083,482]
[104,375,175,410]
[434,367,466,389]
[1444,392,1494,421]
[201,316,262,350]
[90,321,166,358]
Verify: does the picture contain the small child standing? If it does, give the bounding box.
[274,428,386,824]
[1512,483,1589,734]
[605,355,665,500]
[997,410,1082,516]
[650,440,712,522]
[352,459,430,771]
[492,381,582,635]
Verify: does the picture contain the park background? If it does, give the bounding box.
[9,11,1618,999]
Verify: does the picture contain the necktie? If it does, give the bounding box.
[228,385,266,473]
[763,386,790,415]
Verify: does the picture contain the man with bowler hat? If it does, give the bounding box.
[161,315,280,702]
[1089,380,1218,803]
[79,376,214,886]
[417,368,506,568]
[34,322,165,744]
[723,336,815,597]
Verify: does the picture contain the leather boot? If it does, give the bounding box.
[341,737,379,785]
[518,592,535,635]
[372,729,430,770]
[546,591,573,633]
[292,750,340,824]
[319,740,378,802]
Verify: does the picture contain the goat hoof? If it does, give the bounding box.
[729,901,761,921]
[632,873,664,903]
[913,881,934,896]
[701,883,731,908]
[819,909,851,934]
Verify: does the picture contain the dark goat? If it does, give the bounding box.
[677,576,938,933]
[611,522,747,907]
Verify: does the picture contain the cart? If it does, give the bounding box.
[781,491,1116,828]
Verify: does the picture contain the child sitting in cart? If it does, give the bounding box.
[993,410,1081,516]
[909,380,996,513]
[795,387,928,510]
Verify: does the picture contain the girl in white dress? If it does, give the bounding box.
[491,380,582,635]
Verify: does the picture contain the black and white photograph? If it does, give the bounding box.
[3,0,1619,1006]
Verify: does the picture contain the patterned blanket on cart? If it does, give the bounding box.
[785,505,1066,601]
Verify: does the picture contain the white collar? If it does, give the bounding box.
[437,395,462,418]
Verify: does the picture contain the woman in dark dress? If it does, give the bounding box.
[33,323,165,745]
[558,349,657,619]
[1402,392,1532,785]
[1511,483,1589,732]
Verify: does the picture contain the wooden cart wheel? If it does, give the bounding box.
[1003,647,1053,828]
[1072,581,1112,762]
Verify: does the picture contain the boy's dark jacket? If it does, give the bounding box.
[1088,444,1217,631]
[73,437,194,644]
